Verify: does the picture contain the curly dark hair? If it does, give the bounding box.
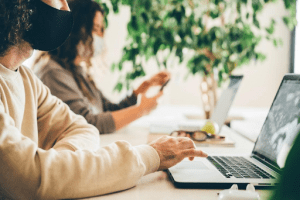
[0,0,36,56]
[34,0,104,101]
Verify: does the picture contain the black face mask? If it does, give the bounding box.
[24,0,73,51]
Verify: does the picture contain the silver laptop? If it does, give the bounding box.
[167,74,300,189]
[150,75,243,134]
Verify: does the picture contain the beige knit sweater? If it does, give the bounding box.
[0,64,160,200]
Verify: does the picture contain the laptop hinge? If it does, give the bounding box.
[251,154,282,175]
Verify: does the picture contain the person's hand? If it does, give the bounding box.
[149,136,208,171]
[134,71,170,95]
[138,91,163,116]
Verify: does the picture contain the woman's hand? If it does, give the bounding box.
[134,71,170,95]
[138,91,163,116]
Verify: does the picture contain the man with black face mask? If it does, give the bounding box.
[0,0,208,199]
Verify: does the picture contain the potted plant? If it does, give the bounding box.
[96,0,296,119]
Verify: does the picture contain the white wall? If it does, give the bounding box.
[294,0,300,73]
[24,1,292,109]
[233,1,291,108]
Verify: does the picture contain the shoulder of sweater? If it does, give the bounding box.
[19,65,36,80]
[34,59,72,80]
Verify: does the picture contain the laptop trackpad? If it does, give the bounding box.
[174,161,209,170]
[169,160,221,183]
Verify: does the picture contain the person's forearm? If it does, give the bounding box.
[0,125,159,199]
[111,105,144,130]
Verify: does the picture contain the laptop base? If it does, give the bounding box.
[167,170,276,189]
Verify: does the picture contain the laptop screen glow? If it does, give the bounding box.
[253,78,300,168]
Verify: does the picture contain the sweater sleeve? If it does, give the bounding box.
[40,68,117,134]
[100,90,138,112]
[35,75,100,151]
[0,74,160,200]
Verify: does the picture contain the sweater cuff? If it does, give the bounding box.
[127,90,138,105]
[135,144,160,175]
[98,112,116,134]
[53,142,77,151]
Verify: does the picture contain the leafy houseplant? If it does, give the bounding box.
[96,0,296,118]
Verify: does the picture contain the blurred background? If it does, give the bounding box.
[24,0,300,140]
[24,0,296,109]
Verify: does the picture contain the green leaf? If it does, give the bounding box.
[238,56,250,66]
[253,14,260,28]
[187,55,210,75]
[224,63,229,74]
[265,19,275,34]
[121,0,131,5]
[273,39,278,47]
[283,16,297,31]
[153,39,162,54]
[252,0,263,12]
[176,48,184,63]
[101,3,109,16]
[235,17,242,24]
[114,82,123,92]
[246,13,250,19]
[111,0,120,13]
[218,70,223,86]
[237,2,241,14]
[283,0,292,9]
[210,9,220,19]
[164,31,174,44]
[145,47,153,61]
[171,9,183,24]
[144,1,151,10]
[256,53,266,61]
[212,0,223,4]
[161,0,168,6]
[128,16,138,30]
[111,63,117,72]
[118,62,122,71]
[141,12,149,23]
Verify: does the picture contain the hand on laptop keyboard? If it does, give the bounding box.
[149,136,208,171]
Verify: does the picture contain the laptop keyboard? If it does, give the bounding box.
[207,156,276,179]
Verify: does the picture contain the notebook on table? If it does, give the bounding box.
[167,74,300,189]
[148,126,236,147]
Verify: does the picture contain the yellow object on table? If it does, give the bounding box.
[201,121,219,135]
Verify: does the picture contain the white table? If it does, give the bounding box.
[82,123,273,200]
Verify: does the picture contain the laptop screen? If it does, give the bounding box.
[211,76,243,130]
[252,75,300,169]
